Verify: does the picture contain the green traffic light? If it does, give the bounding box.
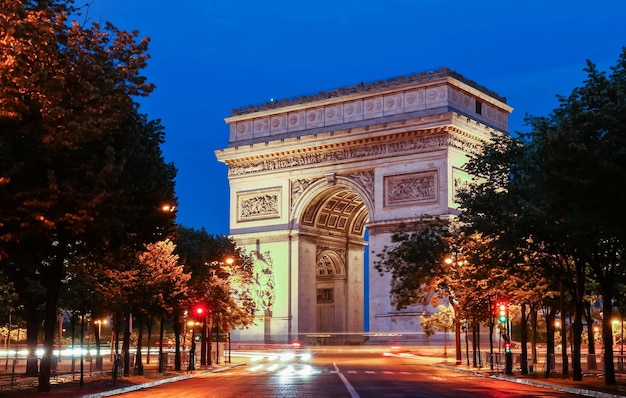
[499,315,507,323]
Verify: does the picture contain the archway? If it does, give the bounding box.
[296,186,368,344]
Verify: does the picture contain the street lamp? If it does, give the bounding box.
[93,319,108,370]
[187,320,199,371]
[443,256,462,365]
[95,319,108,337]
[161,204,176,212]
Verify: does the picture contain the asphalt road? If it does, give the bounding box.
[115,348,578,397]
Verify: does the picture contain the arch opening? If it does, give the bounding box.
[297,186,369,344]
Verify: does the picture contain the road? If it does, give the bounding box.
[115,347,578,398]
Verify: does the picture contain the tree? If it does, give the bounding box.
[420,304,455,361]
[374,217,466,363]
[458,48,626,385]
[520,49,626,384]
[137,239,189,373]
[374,218,452,309]
[175,226,256,366]
[0,0,175,391]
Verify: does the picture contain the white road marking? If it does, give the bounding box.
[333,362,360,398]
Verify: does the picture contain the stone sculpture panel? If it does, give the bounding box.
[384,170,438,207]
[237,187,281,222]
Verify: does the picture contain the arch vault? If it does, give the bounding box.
[215,68,512,344]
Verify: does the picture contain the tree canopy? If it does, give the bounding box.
[0,0,176,390]
[376,47,626,385]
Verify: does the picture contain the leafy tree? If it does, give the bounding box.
[374,218,452,309]
[420,304,455,360]
[137,239,189,373]
[523,50,626,385]
[459,48,626,385]
[175,226,256,366]
[0,0,175,390]
[374,217,466,362]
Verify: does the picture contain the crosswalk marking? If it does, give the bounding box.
[247,364,417,376]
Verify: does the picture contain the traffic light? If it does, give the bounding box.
[193,304,206,319]
[504,341,511,353]
[497,302,508,323]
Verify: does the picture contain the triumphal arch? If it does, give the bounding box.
[215,68,512,344]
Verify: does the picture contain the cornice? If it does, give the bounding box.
[220,124,487,177]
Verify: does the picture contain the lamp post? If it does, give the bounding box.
[188,322,196,371]
[443,256,463,365]
[95,319,107,337]
[183,311,188,351]
[223,257,234,365]
[94,319,107,371]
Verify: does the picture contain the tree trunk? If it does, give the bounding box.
[200,316,207,366]
[602,295,616,384]
[471,323,478,367]
[80,314,85,387]
[545,308,556,378]
[25,303,39,377]
[583,301,597,370]
[135,314,144,375]
[560,282,568,377]
[122,312,131,377]
[531,306,538,365]
[146,316,153,364]
[173,312,182,371]
[476,323,482,368]
[207,318,213,366]
[158,314,165,372]
[70,314,77,373]
[95,319,102,371]
[570,265,587,382]
[572,311,584,381]
[464,320,470,366]
[38,253,65,392]
[488,319,494,371]
[449,302,462,365]
[520,302,528,375]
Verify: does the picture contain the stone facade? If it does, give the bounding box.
[215,68,512,344]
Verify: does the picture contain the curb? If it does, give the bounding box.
[80,363,244,398]
[489,374,623,398]
[441,363,623,398]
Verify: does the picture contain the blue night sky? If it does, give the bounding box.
[85,0,625,235]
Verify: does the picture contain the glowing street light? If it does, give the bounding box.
[161,204,176,212]
[94,319,108,337]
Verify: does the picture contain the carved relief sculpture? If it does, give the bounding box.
[237,188,281,221]
[384,171,437,207]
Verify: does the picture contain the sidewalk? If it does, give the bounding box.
[0,355,244,398]
[414,348,626,398]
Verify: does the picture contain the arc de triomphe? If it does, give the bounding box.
[215,68,512,344]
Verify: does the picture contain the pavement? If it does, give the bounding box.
[1,349,626,397]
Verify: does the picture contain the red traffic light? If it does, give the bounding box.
[193,305,206,318]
